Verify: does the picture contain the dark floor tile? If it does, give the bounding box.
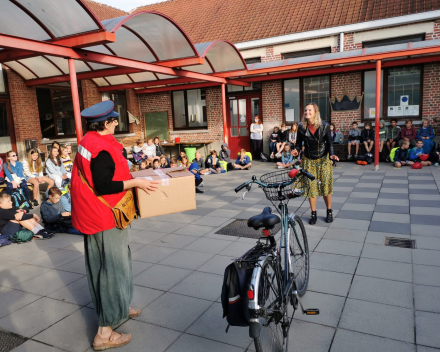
[336,210,373,221]
[378,193,409,200]
[409,173,434,176]
[411,215,440,226]
[354,187,382,192]
[216,196,241,203]
[378,183,407,189]
[345,198,377,205]
[369,221,411,235]
[316,202,344,210]
[408,180,436,184]
[358,179,384,183]
[332,191,353,198]
[410,200,440,208]
[374,205,409,214]
[409,189,439,195]
[182,208,217,216]
[383,176,408,179]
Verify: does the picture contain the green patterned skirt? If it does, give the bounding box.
[296,155,333,198]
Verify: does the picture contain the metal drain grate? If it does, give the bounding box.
[0,330,26,352]
[384,237,416,249]
[216,219,282,238]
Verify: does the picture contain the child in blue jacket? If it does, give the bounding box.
[4,151,31,204]
[409,140,432,166]
[234,149,252,170]
[416,119,435,154]
[393,140,413,168]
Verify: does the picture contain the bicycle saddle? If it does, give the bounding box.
[247,207,280,230]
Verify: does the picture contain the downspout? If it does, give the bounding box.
[340,33,344,52]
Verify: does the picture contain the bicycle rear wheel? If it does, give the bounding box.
[289,215,309,296]
[254,256,289,352]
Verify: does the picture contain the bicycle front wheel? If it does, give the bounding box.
[254,256,289,352]
[289,215,310,296]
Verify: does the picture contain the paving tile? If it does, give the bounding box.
[133,220,185,233]
[410,200,440,208]
[374,205,409,215]
[198,201,229,209]
[410,207,440,216]
[173,224,216,237]
[372,212,410,223]
[10,340,64,352]
[361,243,412,263]
[131,245,178,264]
[417,346,440,352]
[411,215,440,226]
[378,193,409,200]
[129,231,168,245]
[330,218,370,231]
[294,291,345,327]
[339,298,414,343]
[376,198,409,206]
[356,258,412,282]
[336,210,373,221]
[308,269,352,297]
[345,197,378,204]
[47,276,92,306]
[315,239,363,257]
[369,221,411,235]
[26,249,84,269]
[310,252,359,274]
[340,203,375,211]
[410,194,440,200]
[182,208,217,216]
[324,228,367,243]
[415,311,440,348]
[0,297,79,337]
[150,214,201,224]
[412,249,440,266]
[330,329,415,352]
[151,234,199,249]
[353,183,382,188]
[132,261,153,277]
[219,241,256,258]
[381,187,409,194]
[158,249,213,270]
[0,288,41,319]
[0,264,53,288]
[170,271,223,301]
[413,265,440,287]
[287,320,334,352]
[350,192,379,199]
[409,183,438,189]
[14,269,83,296]
[197,255,235,275]
[410,188,440,195]
[186,302,254,348]
[349,275,413,308]
[136,292,212,332]
[414,236,440,250]
[2,244,59,263]
[184,237,233,254]
[0,258,22,273]
[414,284,440,314]
[192,216,231,227]
[133,264,191,291]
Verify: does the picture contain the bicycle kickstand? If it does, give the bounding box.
[292,290,320,316]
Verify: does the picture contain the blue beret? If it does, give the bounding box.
[81,101,119,123]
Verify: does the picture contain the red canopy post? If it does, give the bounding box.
[68,58,83,144]
[221,84,228,144]
[374,59,382,171]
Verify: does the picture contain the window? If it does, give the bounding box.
[102,92,129,133]
[363,66,422,119]
[36,86,85,138]
[226,82,261,93]
[282,47,331,60]
[362,34,424,48]
[283,75,330,123]
[244,57,261,65]
[172,89,207,130]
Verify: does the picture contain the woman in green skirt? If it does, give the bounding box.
[292,103,339,224]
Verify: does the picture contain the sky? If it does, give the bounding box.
[94,0,163,12]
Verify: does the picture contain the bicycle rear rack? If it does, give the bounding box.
[236,241,274,269]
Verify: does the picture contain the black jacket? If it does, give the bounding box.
[277,130,288,143]
[295,122,334,160]
[361,129,375,143]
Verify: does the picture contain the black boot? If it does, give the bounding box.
[309,211,317,225]
[326,209,334,223]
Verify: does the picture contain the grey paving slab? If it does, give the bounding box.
[129,230,168,245]
[170,271,223,301]
[350,192,379,198]
[374,205,409,214]
[166,334,244,352]
[341,203,375,211]
[410,194,440,200]
[378,193,409,200]
[372,212,410,223]
[181,208,216,216]
[2,244,59,263]
[381,187,409,194]
[47,276,92,306]
[308,269,352,297]
[0,297,79,338]
[413,265,440,287]
[369,221,411,235]
[330,218,370,231]
[184,237,233,255]
[417,346,440,352]
[377,198,410,206]
[339,298,414,343]
[219,242,255,258]
[0,264,52,288]
[409,183,439,189]
[410,200,440,208]
[414,236,440,250]
[0,288,41,319]
[132,260,153,277]
[353,183,382,188]
[197,255,235,275]
[302,224,327,238]
[192,216,231,227]
[315,238,363,257]
[186,302,253,348]
[310,252,359,275]
[410,207,440,216]
[294,291,345,327]
[134,264,192,291]
[136,292,212,332]
[330,329,415,352]
[411,215,440,226]
[10,340,64,352]
[336,210,373,221]
[356,258,412,282]
[345,197,378,205]
[415,311,440,348]
[151,234,199,249]
[361,243,412,263]
[412,249,440,266]
[132,220,185,233]
[287,320,334,352]
[410,188,440,195]
[348,275,413,308]
[158,249,213,270]
[324,228,367,243]
[131,245,178,264]
[150,214,202,224]
[173,224,216,237]
[414,284,440,314]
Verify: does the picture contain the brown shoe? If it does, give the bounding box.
[93,331,132,351]
[129,307,141,318]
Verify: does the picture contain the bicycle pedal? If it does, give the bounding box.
[304,309,320,315]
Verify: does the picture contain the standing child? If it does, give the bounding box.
[219,144,234,171]
[46,147,69,189]
[205,150,224,174]
[416,118,435,154]
[276,124,288,157]
[234,149,252,170]
[409,140,432,166]
[192,151,209,174]
[4,150,31,204]
[159,155,169,168]
[60,146,73,179]
[393,139,414,168]
[378,120,388,153]
[361,122,375,157]
[386,118,401,152]
[399,119,417,148]
[347,121,361,159]
[269,126,279,159]
[276,144,295,169]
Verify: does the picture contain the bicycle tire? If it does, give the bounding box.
[254,256,289,352]
[289,215,310,296]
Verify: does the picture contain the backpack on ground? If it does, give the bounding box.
[12,229,33,244]
[389,147,399,163]
[260,152,270,162]
[355,154,372,165]
[221,261,252,329]
[11,188,30,209]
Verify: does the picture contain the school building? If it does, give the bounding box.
[1,0,440,161]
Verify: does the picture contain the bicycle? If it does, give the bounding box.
[233,168,320,352]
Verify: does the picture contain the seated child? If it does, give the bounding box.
[378,120,387,153]
[234,149,252,170]
[277,144,295,169]
[393,139,414,168]
[177,151,186,163]
[416,118,435,154]
[154,136,166,157]
[0,192,53,240]
[188,159,204,193]
[130,164,139,172]
[269,126,279,159]
[159,155,169,168]
[60,146,73,179]
[386,118,401,152]
[205,150,224,174]
[143,138,159,164]
[140,160,148,170]
[361,122,375,157]
[4,150,32,204]
[347,121,361,159]
[152,159,161,170]
[276,124,288,157]
[169,158,178,168]
[430,142,440,167]
[41,188,81,235]
[219,144,235,171]
[180,156,190,168]
[0,157,4,184]
[46,147,69,189]
[399,119,417,148]
[193,151,210,174]
[132,139,148,164]
[409,140,432,166]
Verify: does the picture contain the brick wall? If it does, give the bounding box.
[81,79,101,109]
[421,63,440,126]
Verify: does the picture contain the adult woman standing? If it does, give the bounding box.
[250,114,263,160]
[293,103,339,225]
[71,101,158,350]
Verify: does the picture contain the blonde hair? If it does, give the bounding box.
[302,102,322,129]
[26,148,43,174]
[291,123,298,132]
[159,155,168,165]
[282,144,291,157]
[130,164,139,172]
[181,156,189,167]
[422,118,429,124]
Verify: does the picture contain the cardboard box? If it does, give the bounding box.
[131,167,196,218]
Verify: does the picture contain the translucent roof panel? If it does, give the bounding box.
[84,45,114,55]
[92,78,109,87]
[193,41,246,73]
[88,62,114,71]
[105,75,132,85]
[18,57,62,78]
[182,62,213,74]
[3,61,37,80]
[15,0,101,38]
[45,56,91,74]
[129,72,157,82]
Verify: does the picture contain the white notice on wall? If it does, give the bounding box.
[240,115,246,123]
[285,109,295,122]
[395,106,403,116]
[369,108,375,118]
[406,105,419,115]
[388,106,396,117]
[400,95,409,106]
